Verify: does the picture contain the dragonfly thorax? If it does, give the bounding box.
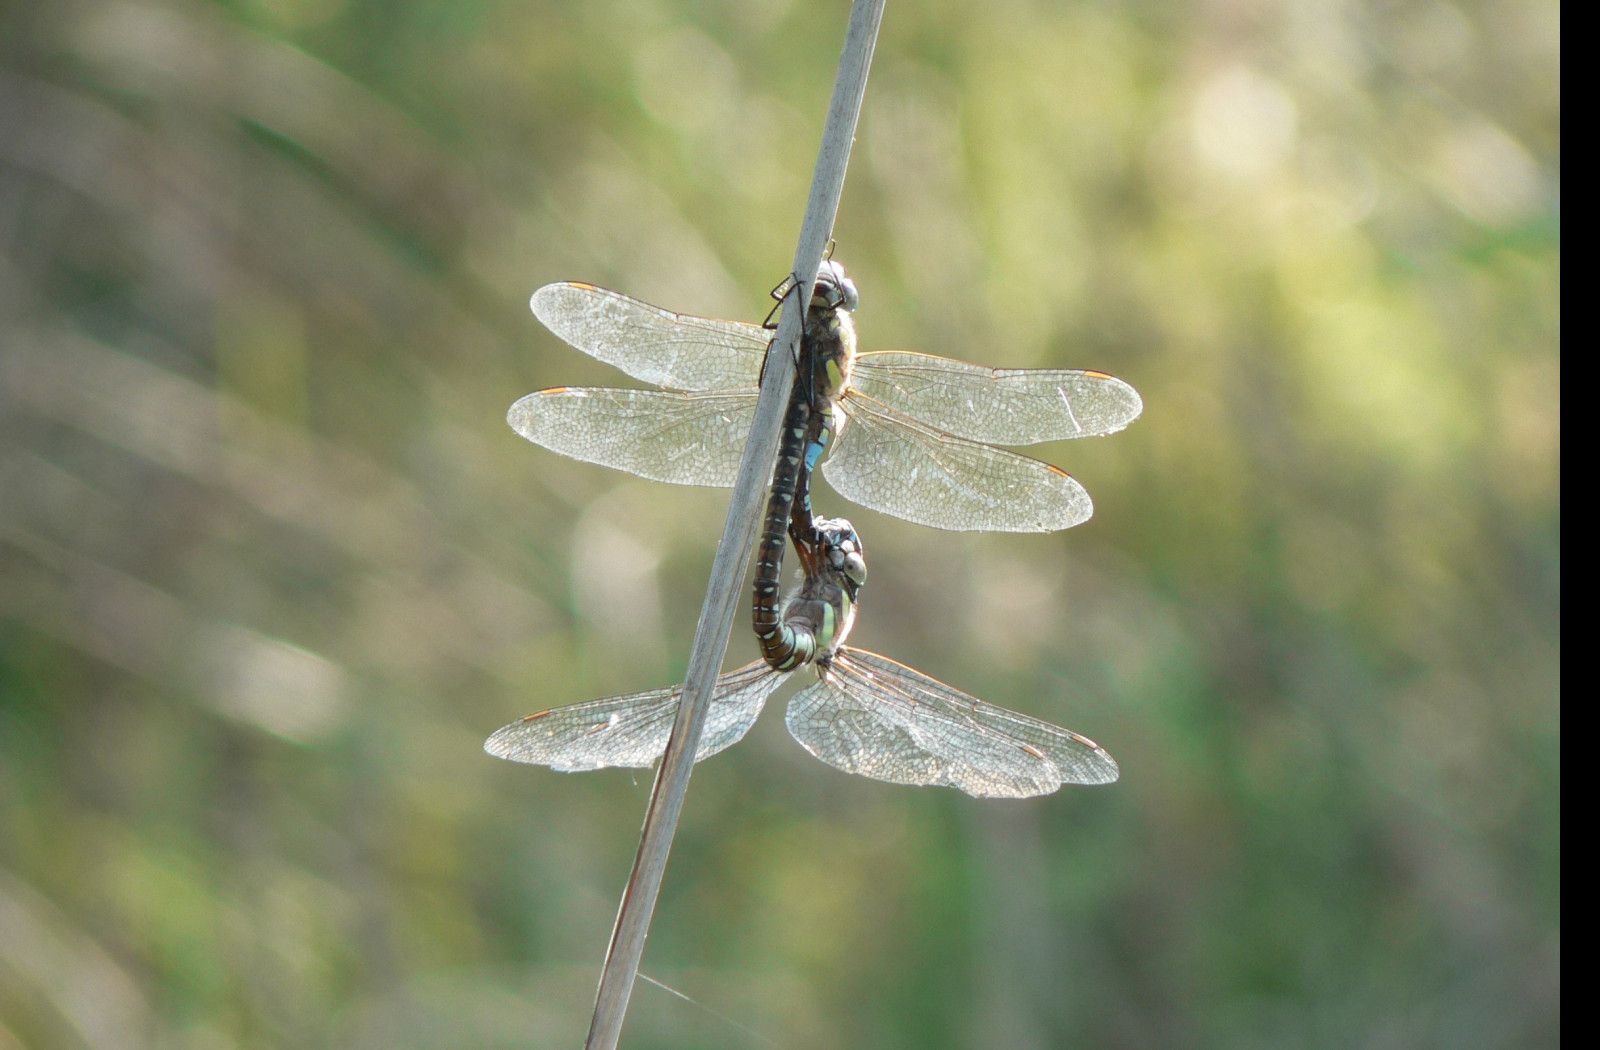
[803,274,857,407]
[779,563,857,667]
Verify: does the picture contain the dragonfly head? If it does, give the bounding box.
[812,260,859,315]
[811,515,867,599]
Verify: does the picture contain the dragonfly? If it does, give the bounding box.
[510,262,1142,533]
[751,265,864,671]
[485,516,1119,798]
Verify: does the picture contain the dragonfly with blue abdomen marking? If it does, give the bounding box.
[510,262,1142,534]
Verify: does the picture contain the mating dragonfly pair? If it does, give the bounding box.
[486,263,1140,797]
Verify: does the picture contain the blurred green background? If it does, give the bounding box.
[0,0,1558,1046]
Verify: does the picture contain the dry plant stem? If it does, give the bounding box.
[581,2,886,1048]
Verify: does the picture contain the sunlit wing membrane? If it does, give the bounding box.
[507,387,759,487]
[521,281,1135,535]
[786,651,1065,797]
[485,661,785,771]
[840,649,1119,786]
[531,283,770,392]
[822,396,1094,532]
[851,352,1143,445]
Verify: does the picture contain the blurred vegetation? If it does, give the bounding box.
[0,0,1557,1046]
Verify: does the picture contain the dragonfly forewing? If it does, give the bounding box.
[850,352,1144,445]
[508,388,758,487]
[485,660,786,771]
[823,397,1095,532]
[531,283,770,392]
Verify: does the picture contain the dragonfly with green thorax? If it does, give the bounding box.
[485,513,1119,798]
[511,262,1142,533]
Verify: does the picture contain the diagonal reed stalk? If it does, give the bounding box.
[582,2,886,1047]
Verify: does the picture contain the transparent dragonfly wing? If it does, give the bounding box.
[508,387,758,487]
[531,283,770,391]
[843,650,1118,786]
[822,395,1095,532]
[786,649,1118,798]
[851,352,1143,445]
[486,661,786,772]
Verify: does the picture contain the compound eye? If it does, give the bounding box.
[837,274,859,312]
[813,261,858,312]
[842,551,867,586]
